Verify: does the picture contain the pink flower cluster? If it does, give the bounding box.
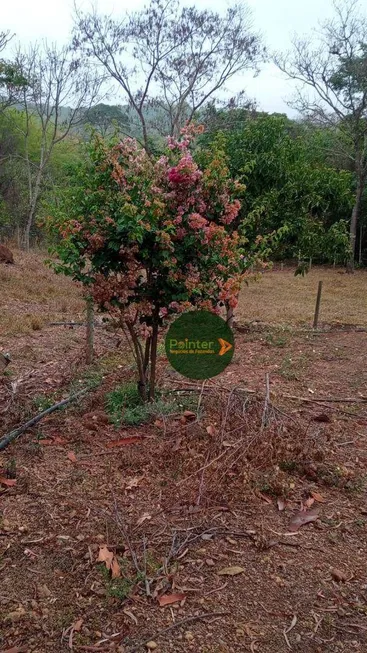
[167,154,202,186]
[188,213,208,230]
[222,199,241,225]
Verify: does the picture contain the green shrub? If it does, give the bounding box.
[105,382,197,426]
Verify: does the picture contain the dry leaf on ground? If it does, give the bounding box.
[311,491,326,503]
[97,545,121,578]
[304,497,315,508]
[331,568,348,582]
[53,436,67,444]
[259,492,272,504]
[217,566,245,576]
[289,508,319,532]
[111,557,121,579]
[0,477,16,487]
[313,413,331,423]
[158,593,186,607]
[106,437,145,448]
[73,618,83,632]
[277,497,286,511]
[285,614,297,633]
[123,609,138,624]
[183,410,196,420]
[97,545,114,570]
[67,451,77,463]
[136,512,152,526]
[125,476,144,490]
[40,436,67,445]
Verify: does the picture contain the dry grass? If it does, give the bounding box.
[1,252,366,338]
[238,266,367,327]
[0,248,84,336]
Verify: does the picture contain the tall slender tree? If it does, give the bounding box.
[73,0,264,153]
[12,42,102,250]
[0,30,27,113]
[275,0,367,271]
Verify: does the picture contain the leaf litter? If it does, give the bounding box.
[97,545,121,579]
[1,291,366,652]
[217,566,245,576]
[289,508,319,532]
[157,593,186,607]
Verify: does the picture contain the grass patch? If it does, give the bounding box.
[105,382,197,426]
[33,393,59,412]
[279,354,308,380]
[69,365,104,396]
[0,248,84,336]
[237,266,367,327]
[98,561,145,600]
[264,331,290,348]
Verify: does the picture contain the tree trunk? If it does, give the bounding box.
[125,321,147,401]
[85,296,94,364]
[359,224,363,266]
[225,302,234,329]
[148,308,159,402]
[347,172,364,273]
[24,167,43,252]
[143,336,151,376]
[24,206,35,252]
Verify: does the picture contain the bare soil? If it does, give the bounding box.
[0,253,366,653]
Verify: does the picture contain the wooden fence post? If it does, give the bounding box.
[313,281,323,329]
[85,296,94,364]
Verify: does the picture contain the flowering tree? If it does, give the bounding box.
[46,125,246,400]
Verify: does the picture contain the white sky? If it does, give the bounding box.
[2,0,338,115]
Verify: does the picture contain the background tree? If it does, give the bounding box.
[12,41,101,250]
[0,31,28,114]
[275,0,367,270]
[73,0,264,152]
[200,113,354,261]
[81,103,129,138]
[0,107,83,243]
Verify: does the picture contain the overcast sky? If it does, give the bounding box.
[2,0,338,115]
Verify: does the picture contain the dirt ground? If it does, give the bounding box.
[0,252,367,653]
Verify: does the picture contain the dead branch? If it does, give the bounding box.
[112,494,142,576]
[128,611,230,652]
[283,394,367,403]
[261,373,271,428]
[49,321,104,328]
[0,388,89,451]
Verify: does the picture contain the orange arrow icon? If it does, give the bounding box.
[218,338,233,356]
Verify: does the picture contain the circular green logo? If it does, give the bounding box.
[165,311,234,380]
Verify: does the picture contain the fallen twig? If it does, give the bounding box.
[49,321,104,328]
[0,388,89,451]
[261,373,271,428]
[283,614,297,649]
[170,379,256,395]
[340,622,367,631]
[284,394,367,403]
[112,494,142,577]
[128,611,230,652]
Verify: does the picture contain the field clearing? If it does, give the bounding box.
[238,266,367,327]
[0,252,367,653]
[0,249,84,336]
[1,252,366,340]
